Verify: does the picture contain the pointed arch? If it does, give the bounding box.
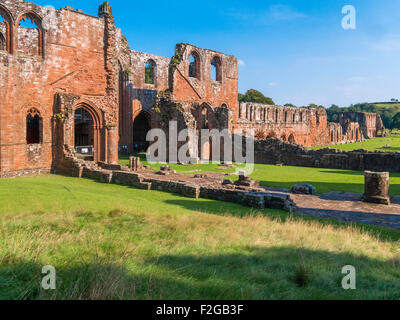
[16,11,45,57]
[0,5,14,53]
[189,51,201,80]
[73,101,104,162]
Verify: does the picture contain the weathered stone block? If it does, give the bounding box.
[362,171,391,205]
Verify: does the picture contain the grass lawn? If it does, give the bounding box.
[1,175,400,300]
[311,134,400,152]
[120,154,400,195]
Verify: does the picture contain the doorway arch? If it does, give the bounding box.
[132,111,151,153]
[74,103,103,162]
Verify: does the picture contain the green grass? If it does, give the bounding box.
[312,134,400,152]
[120,154,400,195]
[1,175,400,300]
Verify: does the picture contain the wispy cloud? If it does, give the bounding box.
[369,34,400,52]
[269,5,307,21]
[347,76,366,82]
[224,5,307,24]
[268,82,279,87]
[238,59,246,67]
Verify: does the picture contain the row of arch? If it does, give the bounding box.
[189,51,222,82]
[265,131,296,143]
[0,6,44,57]
[240,105,307,124]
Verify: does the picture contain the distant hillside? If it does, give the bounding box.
[326,103,400,129]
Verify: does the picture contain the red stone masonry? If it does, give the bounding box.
[0,0,387,176]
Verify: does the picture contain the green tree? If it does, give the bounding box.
[238,89,275,105]
[390,112,400,129]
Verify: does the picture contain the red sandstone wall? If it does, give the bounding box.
[235,103,331,147]
[171,44,239,122]
[118,50,170,151]
[0,1,112,174]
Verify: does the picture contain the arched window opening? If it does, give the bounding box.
[281,134,287,142]
[189,52,200,79]
[288,134,295,143]
[74,108,94,151]
[0,32,5,51]
[0,8,12,53]
[275,109,279,122]
[201,108,209,129]
[0,13,5,51]
[210,56,222,82]
[145,60,156,85]
[300,112,303,122]
[18,13,43,56]
[132,112,151,153]
[292,113,296,122]
[267,131,277,139]
[284,111,288,122]
[26,108,42,144]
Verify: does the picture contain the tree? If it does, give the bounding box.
[238,89,275,105]
[391,112,400,129]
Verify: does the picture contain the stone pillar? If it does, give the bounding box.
[107,126,119,165]
[129,156,143,171]
[362,171,391,205]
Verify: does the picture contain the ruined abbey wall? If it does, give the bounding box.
[0,0,389,177]
[0,0,120,177]
[235,102,385,147]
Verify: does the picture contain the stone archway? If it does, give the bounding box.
[132,111,151,153]
[196,103,217,161]
[73,103,103,162]
[288,133,295,143]
[267,131,277,139]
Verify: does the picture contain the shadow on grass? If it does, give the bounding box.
[258,180,366,195]
[164,199,400,242]
[2,246,400,300]
[317,170,365,176]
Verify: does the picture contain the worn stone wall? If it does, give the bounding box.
[118,50,170,152]
[0,0,120,175]
[252,138,400,172]
[236,103,331,147]
[169,43,238,119]
[339,112,386,139]
[236,102,384,147]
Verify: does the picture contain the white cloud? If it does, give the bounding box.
[238,59,246,67]
[369,34,400,52]
[347,76,366,82]
[269,5,307,21]
[268,82,279,87]
[224,5,306,24]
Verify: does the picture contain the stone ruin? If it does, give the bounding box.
[0,0,387,178]
[362,171,391,205]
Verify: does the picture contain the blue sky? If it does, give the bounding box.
[33,0,400,107]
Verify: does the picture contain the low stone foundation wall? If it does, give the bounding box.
[253,139,400,172]
[79,165,294,212]
[0,167,52,178]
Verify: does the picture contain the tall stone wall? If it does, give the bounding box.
[236,102,384,148]
[339,112,386,139]
[0,0,123,176]
[236,103,330,147]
